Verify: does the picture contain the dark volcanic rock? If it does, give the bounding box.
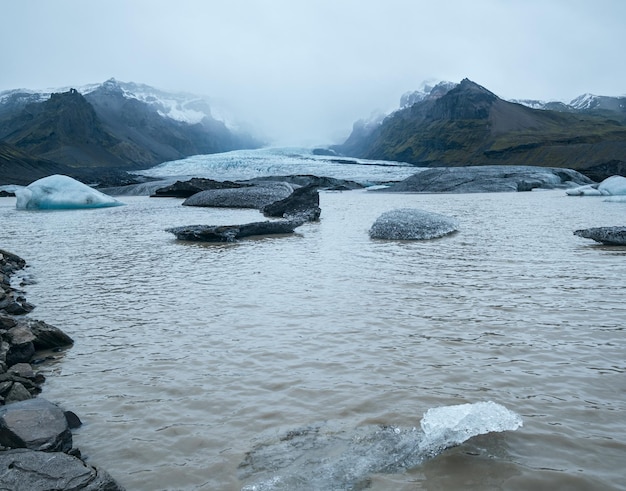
[151,177,246,198]
[0,398,72,452]
[18,318,74,351]
[166,219,304,242]
[262,184,321,221]
[0,449,125,491]
[377,165,593,193]
[182,182,294,209]
[248,174,363,190]
[574,226,626,245]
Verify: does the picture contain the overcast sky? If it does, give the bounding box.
[2,0,625,146]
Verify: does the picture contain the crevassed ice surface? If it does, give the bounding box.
[136,147,421,184]
[15,174,123,210]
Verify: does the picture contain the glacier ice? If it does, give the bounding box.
[239,401,522,490]
[419,400,523,456]
[137,147,419,185]
[369,208,459,240]
[566,175,626,196]
[15,175,124,210]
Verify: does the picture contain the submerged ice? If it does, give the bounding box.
[15,175,124,210]
[239,401,522,490]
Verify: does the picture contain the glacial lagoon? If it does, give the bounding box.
[1,150,625,490]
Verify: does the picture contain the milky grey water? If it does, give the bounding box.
[1,189,625,490]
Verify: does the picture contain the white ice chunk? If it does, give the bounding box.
[598,175,626,195]
[420,400,523,455]
[567,175,626,196]
[565,184,601,196]
[15,175,124,210]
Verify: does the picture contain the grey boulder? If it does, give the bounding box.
[0,397,72,452]
[182,182,294,209]
[0,449,124,490]
[370,208,459,240]
[574,226,626,245]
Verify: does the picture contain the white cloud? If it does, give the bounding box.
[2,0,625,146]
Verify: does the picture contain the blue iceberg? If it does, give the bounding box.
[15,175,124,210]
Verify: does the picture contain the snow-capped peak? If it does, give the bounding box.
[569,93,598,110]
[399,81,457,108]
[0,78,235,127]
[83,78,214,124]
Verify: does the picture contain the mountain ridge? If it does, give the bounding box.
[334,79,626,180]
[0,79,263,185]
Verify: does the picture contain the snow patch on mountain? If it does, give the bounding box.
[400,81,457,108]
[85,79,214,125]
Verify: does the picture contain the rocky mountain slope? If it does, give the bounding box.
[335,79,626,180]
[0,79,262,185]
[0,142,73,186]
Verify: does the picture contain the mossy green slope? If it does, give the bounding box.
[340,79,626,180]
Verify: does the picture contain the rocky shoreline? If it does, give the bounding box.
[0,249,125,490]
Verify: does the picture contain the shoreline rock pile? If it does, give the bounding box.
[0,249,125,490]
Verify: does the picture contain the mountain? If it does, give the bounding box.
[0,79,263,184]
[334,79,626,180]
[513,93,626,121]
[0,141,73,186]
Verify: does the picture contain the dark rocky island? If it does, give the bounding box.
[166,219,306,242]
[373,165,593,193]
[0,249,125,490]
[150,177,247,198]
[167,180,322,242]
[182,181,295,209]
